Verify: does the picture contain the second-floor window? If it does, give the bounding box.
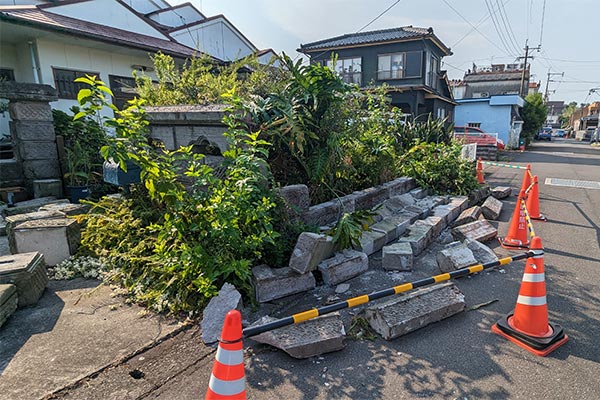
[327,57,362,85]
[378,53,404,80]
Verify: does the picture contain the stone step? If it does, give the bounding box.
[365,282,466,340]
[0,252,47,308]
[252,265,316,303]
[250,313,345,359]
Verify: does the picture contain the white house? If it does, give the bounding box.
[0,0,273,115]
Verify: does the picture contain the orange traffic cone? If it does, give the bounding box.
[519,164,532,194]
[492,237,568,356]
[206,310,246,400]
[499,189,530,249]
[526,175,546,221]
[476,158,485,184]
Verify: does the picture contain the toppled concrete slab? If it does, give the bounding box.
[201,283,243,344]
[432,205,452,225]
[5,210,66,253]
[355,186,389,210]
[453,206,482,227]
[382,177,416,196]
[0,284,18,328]
[0,216,5,236]
[436,242,477,272]
[448,196,470,215]
[13,218,79,266]
[405,204,430,220]
[481,196,503,220]
[357,229,387,256]
[38,202,89,216]
[250,313,346,359]
[371,219,401,243]
[252,265,316,303]
[318,250,368,286]
[398,224,432,256]
[415,215,446,238]
[382,242,413,271]
[0,252,47,308]
[382,196,408,214]
[468,187,491,206]
[3,197,67,216]
[451,220,498,242]
[289,232,335,274]
[491,186,512,199]
[464,238,498,264]
[365,282,465,340]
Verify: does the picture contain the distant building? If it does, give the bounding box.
[299,26,456,121]
[545,101,566,128]
[528,81,541,95]
[454,95,524,149]
[463,63,529,98]
[449,79,466,100]
[570,102,600,131]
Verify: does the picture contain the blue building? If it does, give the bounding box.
[454,95,525,148]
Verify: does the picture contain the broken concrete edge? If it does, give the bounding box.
[40,322,193,399]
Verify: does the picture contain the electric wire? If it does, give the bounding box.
[451,0,511,49]
[497,0,521,54]
[484,0,516,56]
[539,0,547,47]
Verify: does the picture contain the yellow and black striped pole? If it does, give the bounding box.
[480,161,529,170]
[243,251,533,338]
[521,199,536,240]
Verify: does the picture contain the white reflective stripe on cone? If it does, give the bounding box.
[517,295,547,306]
[522,273,545,282]
[215,347,244,366]
[208,375,246,396]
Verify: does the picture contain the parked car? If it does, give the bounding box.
[453,126,505,149]
[536,127,552,141]
[584,127,596,141]
[553,129,566,138]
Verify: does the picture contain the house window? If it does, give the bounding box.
[0,68,15,82]
[327,57,362,85]
[437,108,446,120]
[468,122,481,128]
[53,68,99,99]
[109,75,138,110]
[427,55,439,89]
[378,53,404,80]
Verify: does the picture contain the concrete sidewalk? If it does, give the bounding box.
[0,278,183,400]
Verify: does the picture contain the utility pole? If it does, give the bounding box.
[544,71,564,102]
[517,40,541,97]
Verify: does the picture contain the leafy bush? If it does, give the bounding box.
[398,142,479,195]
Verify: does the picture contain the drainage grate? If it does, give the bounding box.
[545,178,600,190]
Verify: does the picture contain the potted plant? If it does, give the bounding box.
[64,141,93,203]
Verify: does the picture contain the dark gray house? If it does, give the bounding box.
[299,26,455,120]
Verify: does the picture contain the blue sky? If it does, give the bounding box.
[173,0,600,104]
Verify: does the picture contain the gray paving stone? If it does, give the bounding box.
[448,196,470,215]
[432,205,453,225]
[384,214,412,237]
[38,202,89,216]
[302,201,340,227]
[357,229,387,255]
[468,186,491,206]
[318,250,368,285]
[200,283,243,344]
[453,206,482,227]
[464,238,498,264]
[451,220,498,242]
[371,219,401,243]
[415,215,446,238]
[0,284,18,328]
[491,186,512,199]
[397,210,421,225]
[398,224,432,256]
[405,204,430,219]
[436,242,477,272]
[355,186,389,210]
[365,282,465,340]
[289,232,335,274]
[382,242,413,271]
[409,188,428,199]
[250,313,345,359]
[0,252,47,308]
[252,265,316,303]
[3,197,67,216]
[481,196,503,220]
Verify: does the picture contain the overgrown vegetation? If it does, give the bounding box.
[69,52,479,316]
[522,92,549,144]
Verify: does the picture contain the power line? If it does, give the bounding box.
[539,0,547,47]
[451,0,512,49]
[538,57,600,64]
[484,0,515,56]
[497,0,521,53]
[442,0,513,57]
[358,0,403,33]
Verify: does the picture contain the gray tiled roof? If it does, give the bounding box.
[0,7,214,60]
[300,26,433,52]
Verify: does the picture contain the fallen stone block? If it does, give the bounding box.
[302,201,340,227]
[277,184,310,217]
[491,186,512,199]
[436,242,477,272]
[384,214,411,237]
[453,206,482,227]
[5,210,66,253]
[3,197,68,216]
[38,202,90,217]
[201,283,243,344]
[383,177,416,196]
[409,188,428,200]
[451,220,498,242]
[13,218,80,266]
[252,265,316,303]
[365,282,465,340]
[481,196,503,220]
[405,204,430,220]
[464,238,498,264]
[432,205,453,225]
[357,230,387,255]
[397,210,421,225]
[383,196,409,214]
[318,250,368,285]
[250,313,345,359]
[0,252,47,308]
[468,186,491,206]
[371,219,402,243]
[415,215,446,238]
[289,232,335,274]
[0,284,18,328]
[398,224,432,256]
[382,242,413,271]
[448,196,470,215]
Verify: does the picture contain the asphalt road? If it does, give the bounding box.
[52,139,600,400]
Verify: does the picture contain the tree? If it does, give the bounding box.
[559,101,578,128]
[521,92,548,144]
